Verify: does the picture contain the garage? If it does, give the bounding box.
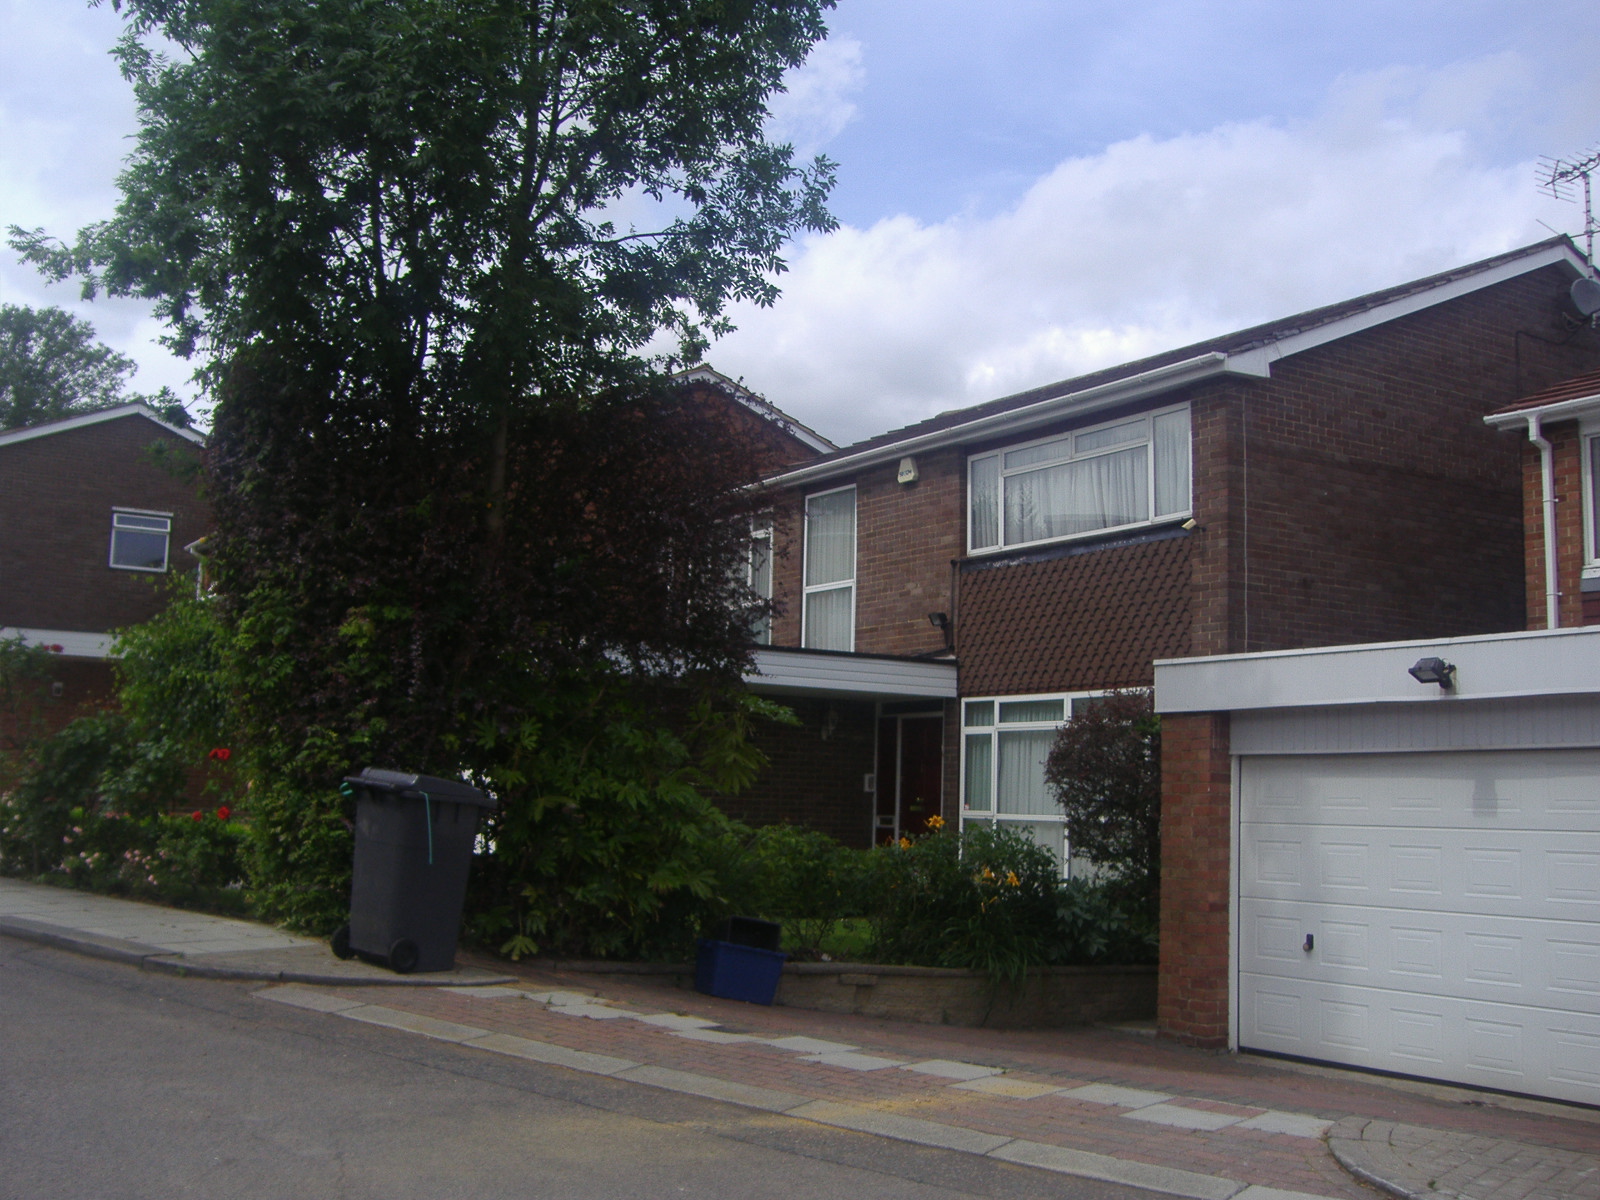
[1153,626,1600,1105]
[1238,749,1600,1106]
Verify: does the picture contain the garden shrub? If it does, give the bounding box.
[1045,689,1162,921]
[733,823,869,959]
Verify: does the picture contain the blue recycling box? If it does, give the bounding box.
[694,938,786,1005]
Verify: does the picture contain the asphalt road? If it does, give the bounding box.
[0,936,1156,1200]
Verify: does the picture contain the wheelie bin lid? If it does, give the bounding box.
[342,767,498,809]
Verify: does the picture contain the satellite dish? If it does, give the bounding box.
[1570,276,1600,318]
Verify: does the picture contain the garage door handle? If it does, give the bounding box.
[1303,934,1314,953]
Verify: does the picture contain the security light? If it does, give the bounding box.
[1408,657,1456,689]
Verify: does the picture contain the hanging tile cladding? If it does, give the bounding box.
[956,532,1192,696]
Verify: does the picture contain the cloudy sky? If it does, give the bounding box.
[3,1,1597,445]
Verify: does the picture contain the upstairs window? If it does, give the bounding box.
[110,509,171,572]
[748,521,773,644]
[968,404,1191,553]
[1585,430,1600,571]
[802,485,855,651]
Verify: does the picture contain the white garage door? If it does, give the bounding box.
[1239,749,1600,1105]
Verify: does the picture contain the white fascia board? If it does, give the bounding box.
[1155,624,1600,714]
[744,647,958,699]
[0,403,204,449]
[763,352,1256,490]
[1,628,117,660]
[1253,241,1589,370]
[1484,391,1600,429]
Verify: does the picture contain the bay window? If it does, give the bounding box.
[968,404,1191,553]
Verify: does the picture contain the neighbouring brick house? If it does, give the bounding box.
[0,403,209,733]
[731,237,1600,865]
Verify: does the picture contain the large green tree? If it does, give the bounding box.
[0,303,188,429]
[10,0,837,940]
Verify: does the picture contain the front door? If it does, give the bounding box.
[897,715,944,839]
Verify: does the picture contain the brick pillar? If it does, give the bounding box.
[1157,711,1232,1047]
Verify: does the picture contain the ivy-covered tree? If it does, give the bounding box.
[9,0,836,940]
[0,304,188,430]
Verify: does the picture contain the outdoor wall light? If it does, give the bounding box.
[928,611,953,651]
[1408,657,1456,689]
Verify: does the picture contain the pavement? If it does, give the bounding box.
[2,876,1596,1200]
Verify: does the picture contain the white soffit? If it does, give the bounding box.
[1483,390,1600,429]
[745,647,958,699]
[1,628,117,660]
[1154,625,1600,714]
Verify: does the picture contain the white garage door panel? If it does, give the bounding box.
[1241,826,1600,920]
[1240,750,1600,1106]
[1241,902,1600,1015]
[1240,975,1600,1104]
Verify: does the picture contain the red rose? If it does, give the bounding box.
[216,806,231,821]
[208,748,232,761]
[47,644,64,653]
[191,810,204,822]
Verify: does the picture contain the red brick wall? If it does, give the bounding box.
[0,416,209,633]
[1157,711,1232,1047]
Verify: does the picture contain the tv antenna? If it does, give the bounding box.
[1539,147,1600,269]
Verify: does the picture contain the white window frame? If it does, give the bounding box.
[748,519,773,645]
[1581,421,1600,578]
[966,402,1192,555]
[801,484,856,651]
[959,689,1107,876]
[109,508,173,573]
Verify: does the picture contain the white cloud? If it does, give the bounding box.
[767,37,865,157]
[709,62,1585,446]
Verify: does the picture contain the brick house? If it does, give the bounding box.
[1147,338,1600,1103]
[732,237,1600,865]
[0,403,208,725]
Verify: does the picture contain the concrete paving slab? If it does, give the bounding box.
[521,990,598,1005]
[669,1029,767,1045]
[615,1065,812,1113]
[1233,1187,1346,1200]
[339,1005,489,1044]
[547,1001,633,1019]
[951,1077,1064,1099]
[898,1059,1004,1081]
[629,1012,720,1030]
[1124,1103,1246,1131]
[254,985,365,1014]
[466,1031,638,1076]
[798,1051,909,1071]
[443,986,527,999]
[989,1139,1242,1200]
[1061,1082,1174,1109]
[764,1036,857,1053]
[789,1100,1014,1155]
[1236,1112,1333,1139]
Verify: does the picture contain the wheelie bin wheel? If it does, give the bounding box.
[330,924,354,960]
[388,938,420,974]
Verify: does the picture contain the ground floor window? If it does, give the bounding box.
[960,691,1102,875]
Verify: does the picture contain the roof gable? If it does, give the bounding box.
[0,403,204,450]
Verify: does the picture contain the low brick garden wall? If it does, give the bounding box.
[547,958,1157,1029]
[776,962,1156,1029]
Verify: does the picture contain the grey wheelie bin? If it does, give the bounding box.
[331,768,497,974]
